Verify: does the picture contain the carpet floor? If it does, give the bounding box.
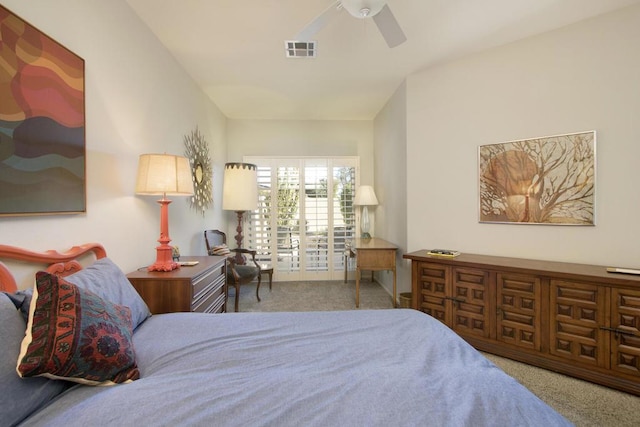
[233,280,640,427]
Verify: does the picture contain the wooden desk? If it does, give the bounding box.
[347,238,398,308]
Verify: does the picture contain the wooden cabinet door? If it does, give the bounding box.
[416,262,450,324]
[610,288,640,378]
[451,267,490,338]
[496,273,541,350]
[549,280,608,368]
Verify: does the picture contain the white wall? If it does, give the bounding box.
[373,82,410,298]
[0,0,228,288]
[227,119,372,168]
[406,4,640,267]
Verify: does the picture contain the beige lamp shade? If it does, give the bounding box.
[222,162,258,211]
[135,154,194,196]
[354,185,379,206]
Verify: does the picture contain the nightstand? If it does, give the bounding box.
[127,256,227,314]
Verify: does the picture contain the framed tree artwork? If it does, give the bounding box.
[0,5,86,216]
[479,131,596,225]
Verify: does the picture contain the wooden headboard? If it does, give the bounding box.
[0,243,107,292]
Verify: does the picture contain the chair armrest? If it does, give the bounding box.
[230,248,257,256]
[226,257,242,283]
[227,256,240,283]
[228,248,261,271]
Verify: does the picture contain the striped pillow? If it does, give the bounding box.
[209,244,231,256]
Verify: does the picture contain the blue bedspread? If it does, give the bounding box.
[20,309,571,426]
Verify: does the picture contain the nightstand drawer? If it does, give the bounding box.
[192,273,225,313]
[192,264,224,300]
[194,292,226,314]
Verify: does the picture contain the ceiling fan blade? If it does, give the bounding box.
[372,4,407,48]
[295,1,342,41]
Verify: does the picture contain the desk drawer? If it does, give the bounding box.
[357,249,395,269]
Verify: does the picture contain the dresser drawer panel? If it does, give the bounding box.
[192,281,225,313]
[496,273,542,350]
[418,262,447,280]
[192,267,224,301]
[611,288,640,378]
[451,267,489,338]
[201,293,226,314]
[550,280,607,367]
[417,262,448,296]
[453,267,489,305]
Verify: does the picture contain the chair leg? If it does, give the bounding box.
[256,274,262,302]
[344,252,348,283]
[234,283,239,312]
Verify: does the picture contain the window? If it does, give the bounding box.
[246,157,358,281]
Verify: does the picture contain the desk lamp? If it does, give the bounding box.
[354,185,378,239]
[135,153,194,271]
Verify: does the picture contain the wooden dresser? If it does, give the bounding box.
[127,256,227,314]
[403,250,640,395]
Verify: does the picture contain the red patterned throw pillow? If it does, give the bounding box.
[16,271,140,386]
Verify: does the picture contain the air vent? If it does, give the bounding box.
[285,41,316,58]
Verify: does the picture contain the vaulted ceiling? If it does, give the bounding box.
[126,0,640,120]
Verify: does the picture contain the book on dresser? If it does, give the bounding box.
[426,249,461,257]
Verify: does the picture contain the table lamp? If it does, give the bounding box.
[222,162,258,264]
[354,185,378,239]
[135,153,194,271]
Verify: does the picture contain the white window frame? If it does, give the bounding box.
[245,156,360,281]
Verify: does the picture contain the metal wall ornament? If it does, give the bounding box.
[479,131,596,225]
[184,127,213,216]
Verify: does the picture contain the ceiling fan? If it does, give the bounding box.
[295,0,407,48]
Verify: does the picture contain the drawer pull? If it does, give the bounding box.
[444,296,466,307]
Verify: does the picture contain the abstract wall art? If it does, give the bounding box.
[0,5,85,216]
[479,131,595,225]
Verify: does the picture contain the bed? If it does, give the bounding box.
[0,243,571,426]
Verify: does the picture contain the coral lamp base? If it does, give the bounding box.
[147,245,179,272]
[147,197,180,272]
